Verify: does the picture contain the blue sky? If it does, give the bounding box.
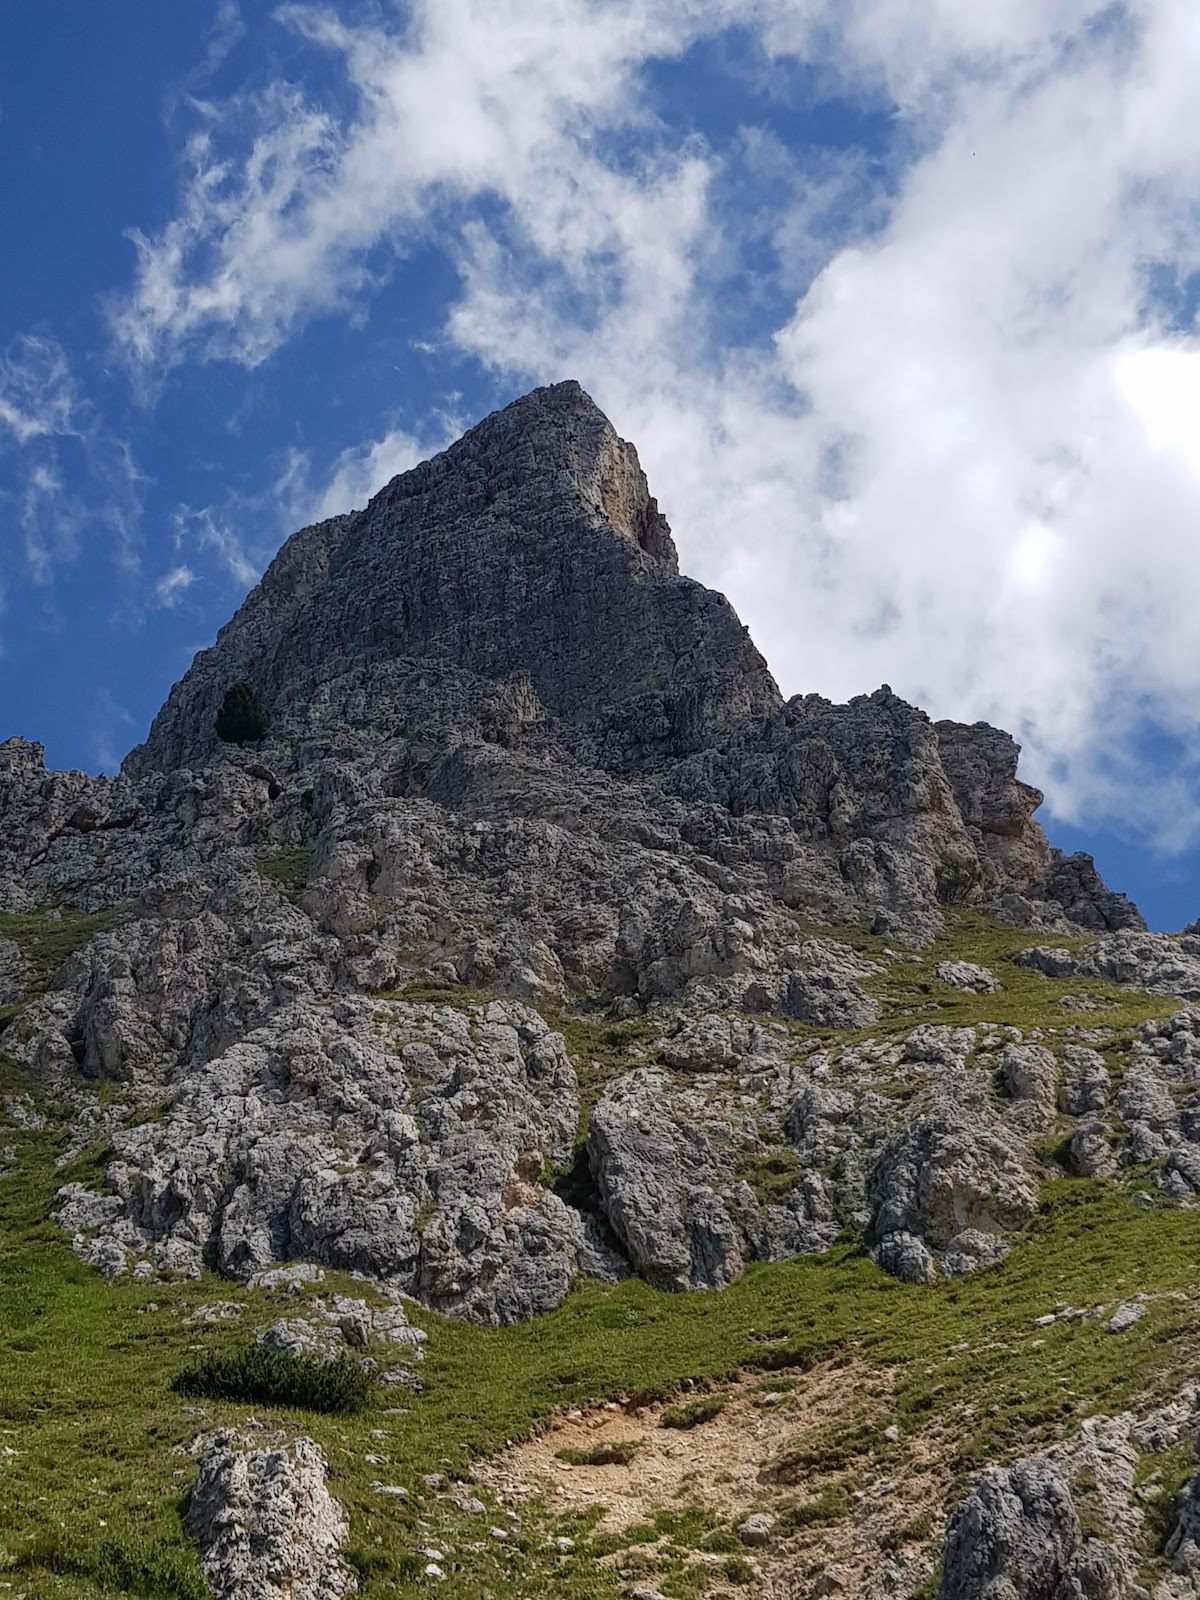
[3,2,1200,929]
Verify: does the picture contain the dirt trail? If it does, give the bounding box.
[477,1359,953,1597]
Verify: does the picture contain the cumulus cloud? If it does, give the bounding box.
[108,0,1200,846]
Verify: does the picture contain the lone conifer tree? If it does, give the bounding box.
[214,681,267,746]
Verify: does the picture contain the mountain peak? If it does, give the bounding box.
[124,383,777,776]
[372,380,680,570]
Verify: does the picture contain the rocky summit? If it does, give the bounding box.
[3,381,1200,1599]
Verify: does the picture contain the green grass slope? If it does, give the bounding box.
[0,913,1196,1597]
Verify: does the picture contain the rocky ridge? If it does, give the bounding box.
[2,380,1198,1600]
[0,382,1149,1313]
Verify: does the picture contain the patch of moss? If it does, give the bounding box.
[11,1531,208,1600]
[767,1420,887,1480]
[860,910,1173,1039]
[736,1147,802,1205]
[660,1394,728,1429]
[0,907,118,1002]
[1138,1440,1197,1564]
[254,849,314,904]
[721,1554,758,1585]
[775,1486,852,1529]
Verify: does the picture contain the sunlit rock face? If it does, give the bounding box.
[0,381,1148,1326]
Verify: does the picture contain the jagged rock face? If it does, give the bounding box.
[586,1061,840,1292]
[868,1070,1038,1280]
[936,1413,1152,1600]
[939,1456,1084,1598]
[125,381,779,779]
[113,379,1134,941]
[0,380,1163,1321]
[49,990,598,1324]
[185,1433,357,1600]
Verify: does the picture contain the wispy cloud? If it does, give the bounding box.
[170,505,258,591]
[153,564,197,606]
[276,413,459,527]
[0,334,78,446]
[0,333,143,594]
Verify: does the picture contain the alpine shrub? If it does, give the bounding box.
[172,1346,371,1415]
[214,682,266,746]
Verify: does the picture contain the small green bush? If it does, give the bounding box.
[173,1346,372,1415]
[660,1394,727,1429]
[776,1486,852,1529]
[723,1555,758,1585]
[555,1439,641,1467]
[214,681,267,746]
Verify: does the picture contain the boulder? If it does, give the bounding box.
[186,1433,356,1600]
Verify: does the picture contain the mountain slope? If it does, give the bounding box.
[2,382,1197,1600]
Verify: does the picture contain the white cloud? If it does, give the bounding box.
[109,0,731,370]
[0,335,77,446]
[109,0,1200,850]
[293,426,429,522]
[153,564,197,606]
[0,334,143,590]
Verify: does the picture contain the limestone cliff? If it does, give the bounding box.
[7,381,1200,1600]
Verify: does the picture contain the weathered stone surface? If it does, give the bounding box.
[870,1229,936,1284]
[186,1433,357,1600]
[1163,1469,1200,1595]
[0,384,1149,1319]
[586,1066,837,1292]
[999,1041,1059,1133]
[0,937,24,1007]
[48,995,587,1323]
[938,1456,1082,1598]
[869,1074,1037,1279]
[737,1512,775,1547]
[1058,1047,1111,1117]
[1017,934,1200,1001]
[782,939,881,1027]
[934,720,1142,933]
[937,959,1001,994]
[1108,1300,1145,1333]
[936,1414,1140,1599]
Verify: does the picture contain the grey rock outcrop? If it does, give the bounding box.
[937,959,1001,994]
[1162,1470,1200,1595]
[869,1073,1038,1279]
[935,720,1142,933]
[938,1456,1084,1598]
[1017,935,1200,1002]
[186,1433,356,1600]
[586,1065,838,1292]
[937,1416,1140,1599]
[49,991,588,1323]
[0,383,1149,1317]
